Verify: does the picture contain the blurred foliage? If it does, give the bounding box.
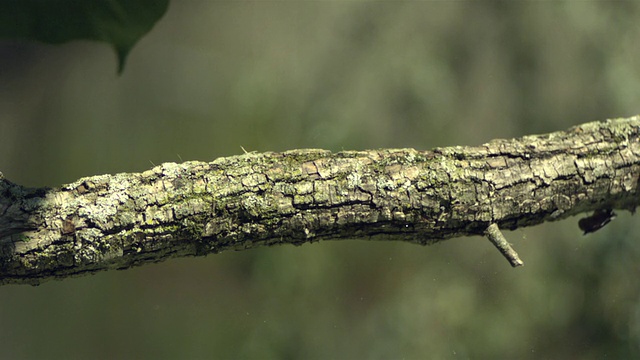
[0,0,169,73]
[1,1,640,359]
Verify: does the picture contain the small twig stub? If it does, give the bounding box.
[485,223,524,268]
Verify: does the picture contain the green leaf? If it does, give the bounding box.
[0,0,169,74]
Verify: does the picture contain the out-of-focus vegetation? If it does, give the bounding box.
[0,0,168,73]
[1,2,640,359]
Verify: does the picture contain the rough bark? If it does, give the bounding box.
[1,116,640,286]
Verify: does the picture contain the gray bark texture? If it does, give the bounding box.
[2,116,640,286]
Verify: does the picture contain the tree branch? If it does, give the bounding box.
[2,116,640,286]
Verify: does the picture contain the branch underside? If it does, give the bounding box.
[1,116,640,285]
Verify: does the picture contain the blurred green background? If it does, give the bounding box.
[2,1,640,359]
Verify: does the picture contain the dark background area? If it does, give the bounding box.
[1,2,640,358]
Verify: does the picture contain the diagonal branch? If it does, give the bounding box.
[2,116,640,286]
